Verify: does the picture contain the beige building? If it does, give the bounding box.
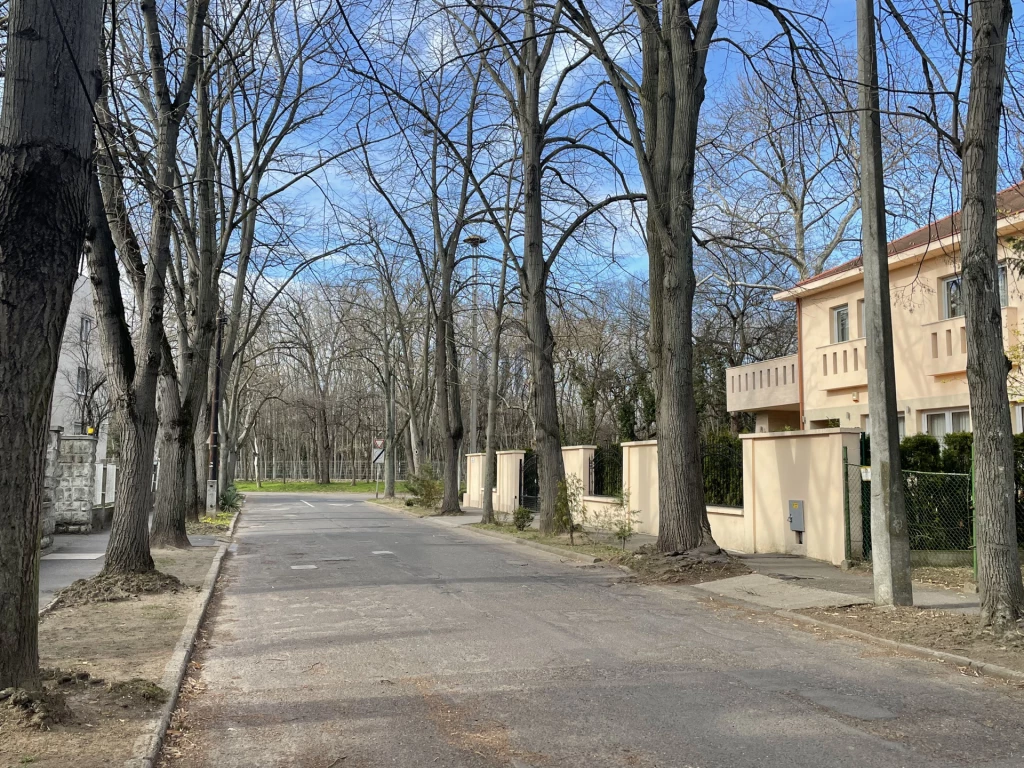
[727,183,1024,438]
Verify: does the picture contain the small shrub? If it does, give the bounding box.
[554,475,586,543]
[406,462,442,508]
[404,498,415,507]
[219,485,244,514]
[513,506,534,531]
[610,491,640,549]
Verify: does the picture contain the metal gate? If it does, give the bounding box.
[520,452,540,512]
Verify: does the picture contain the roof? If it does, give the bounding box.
[792,181,1024,291]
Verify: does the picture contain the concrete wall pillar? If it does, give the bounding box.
[54,434,99,534]
[40,428,63,549]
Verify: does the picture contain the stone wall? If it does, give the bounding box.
[54,434,98,534]
[40,428,63,549]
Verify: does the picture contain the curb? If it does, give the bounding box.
[123,509,240,768]
[368,500,604,565]
[777,609,1024,685]
[38,595,59,619]
[454,524,603,565]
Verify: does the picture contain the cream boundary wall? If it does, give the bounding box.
[465,436,854,567]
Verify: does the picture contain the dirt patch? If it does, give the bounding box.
[621,545,751,585]
[0,547,217,767]
[372,498,441,517]
[51,571,185,609]
[799,604,1024,674]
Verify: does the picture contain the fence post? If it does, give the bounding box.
[971,442,977,583]
[842,446,852,563]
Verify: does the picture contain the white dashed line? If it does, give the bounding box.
[372,551,395,556]
[290,564,318,570]
[301,500,315,507]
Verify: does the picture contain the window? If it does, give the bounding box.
[832,304,849,343]
[999,264,1009,308]
[76,367,88,396]
[856,299,865,338]
[942,275,963,319]
[923,408,971,438]
[80,315,93,342]
[863,412,905,439]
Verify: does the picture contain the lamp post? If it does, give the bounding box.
[462,234,487,455]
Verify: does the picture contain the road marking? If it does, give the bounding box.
[328,503,353,507]
[290,564,318,570]
[301,500,315,508]
[42,553,105,560]
[371,550,394,556]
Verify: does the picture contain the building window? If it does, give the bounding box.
[942,275,963,319]
[923,408,971,438]
[856,299,865,338]
[862,412,905,439]
[999,264,1009,308]
[832,304,849,343]
[80,315,93,342]
[76,366,88,396]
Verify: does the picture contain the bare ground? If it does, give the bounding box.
[798,604,1024,674]
[0,547,218,768]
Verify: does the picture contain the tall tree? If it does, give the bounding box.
[88,0,210,573]
[960,0,1023,632]
[0,0,104,689]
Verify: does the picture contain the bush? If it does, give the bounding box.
[941,432,973,474]
[219,485,244,515]
[513,506,534,531]
[404,498,415,507]
[406,462,442,508]
[899,433,941,472]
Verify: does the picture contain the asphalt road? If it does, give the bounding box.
[165,492,1024,768]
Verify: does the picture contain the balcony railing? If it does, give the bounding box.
[817,338,868,391]
[924,306,1018,377]
[726,354,799,412]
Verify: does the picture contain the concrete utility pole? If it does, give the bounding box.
[857,0,913,606]
[207,315,228,513]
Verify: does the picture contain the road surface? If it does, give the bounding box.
[162,492,1024,767]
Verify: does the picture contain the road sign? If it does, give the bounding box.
[372,437,385,465]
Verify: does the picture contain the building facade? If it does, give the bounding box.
[51,271,110,458]
[726,184,1024,438]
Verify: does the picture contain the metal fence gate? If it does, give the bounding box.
[519,452,540,512]
[848,456,973,567]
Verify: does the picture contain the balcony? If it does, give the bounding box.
[924,306,1019,377]
[817,338,868,391]
[727,354,799,412]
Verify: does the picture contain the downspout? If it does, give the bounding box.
[797,299,805,428]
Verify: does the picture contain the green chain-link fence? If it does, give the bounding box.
[848,459,973,567]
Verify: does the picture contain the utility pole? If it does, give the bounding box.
[857,0,913,606]
[463,234,487,455]
[206,315,228,514]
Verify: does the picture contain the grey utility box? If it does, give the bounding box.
[788,500,805,532]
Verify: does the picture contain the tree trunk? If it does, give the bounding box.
[0,0,102,689]
[384,367,396,498]
[315,408,331,484]
[857,0,912,606]
[104,417,157,574]
[150,368,191,549]
[434,247,464,514]
[961,0,1023,632]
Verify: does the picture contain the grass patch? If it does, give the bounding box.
[185,509,235,536]
[234,479,408,494]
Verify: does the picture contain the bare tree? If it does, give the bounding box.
[0,0,103,690]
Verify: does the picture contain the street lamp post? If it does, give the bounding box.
[207,314,228,514]
[462,235,487,455]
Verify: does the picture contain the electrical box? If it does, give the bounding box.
[788,500,805,532]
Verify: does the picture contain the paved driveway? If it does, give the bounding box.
[162,492,1024,767]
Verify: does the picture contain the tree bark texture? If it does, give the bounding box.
[960,0,1023,632]
[434,255,464,514]
[857,0,913,606]
[0,0,103,689]
[150,360,192,549]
